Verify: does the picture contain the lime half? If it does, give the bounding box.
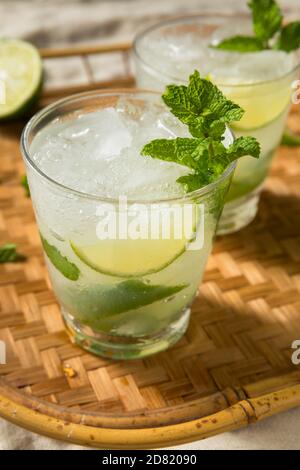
[0,39,42,120]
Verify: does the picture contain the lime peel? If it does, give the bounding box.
[0,38,42,120]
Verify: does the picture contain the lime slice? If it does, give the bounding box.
[0,39,42,120]
[71,205,199,278]
[71,238,186,278]
[220,79,291,131]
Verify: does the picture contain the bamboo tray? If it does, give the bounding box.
[0,41,300,449]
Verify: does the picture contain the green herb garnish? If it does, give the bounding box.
[21,175,30,197]
[213,0,300,53]
[142,71,260,192]
[41,235,80,281]
[281,128,300,146]
[0,243,26,263]
[214,36,265,53]
[276,22,300,52]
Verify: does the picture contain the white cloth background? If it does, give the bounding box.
[0,0,299,450]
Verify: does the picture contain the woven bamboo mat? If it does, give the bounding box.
[0,43,300,449]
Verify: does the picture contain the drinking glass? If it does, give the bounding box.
[21,90,235,359]
[133,14,300,234]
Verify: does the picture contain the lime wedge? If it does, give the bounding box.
[71,205,199,278]
[0,39,42,120]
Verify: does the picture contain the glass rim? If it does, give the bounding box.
[133,13,300,88]
[21,88,236,204]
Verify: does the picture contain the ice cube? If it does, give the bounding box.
[59,108,132,160]
[96,146,188,200]
[30,99,190,201]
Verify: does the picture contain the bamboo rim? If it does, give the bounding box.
[1,382,300,448]
[0,384,300,449]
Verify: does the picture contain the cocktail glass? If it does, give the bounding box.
[21,90,235,360]
[133,14,300,234]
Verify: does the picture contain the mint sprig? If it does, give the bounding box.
[213,0,300,53]
[142,71,260,193]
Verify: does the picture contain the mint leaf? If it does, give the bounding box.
[281,128,300,146]
[41,235,80,281]
[207,120,226,140]
[142,137,204,170]
[162,85,196,125]
[275,21,300,52]
[187,71,244,124]
[21,175,30,197]
[213,36,264,52]
[66,280,187,318]
[177,172,211,192]
[0,243,26,263]
[142,71,260,193]
[226,136,261,161]
[249,0,282,42]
